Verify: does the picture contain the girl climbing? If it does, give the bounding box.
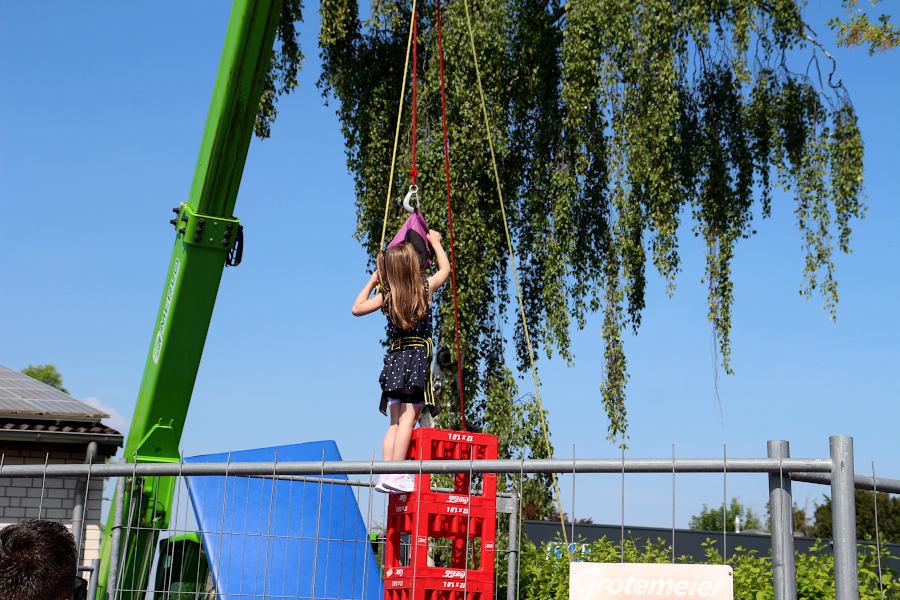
[352,230,451,492]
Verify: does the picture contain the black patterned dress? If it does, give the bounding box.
[378,282,435,415]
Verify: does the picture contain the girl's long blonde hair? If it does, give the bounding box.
[377,242,427,330]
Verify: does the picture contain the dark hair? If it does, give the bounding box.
[0,519,77,600]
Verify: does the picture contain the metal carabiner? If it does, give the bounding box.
[402,185,420,213]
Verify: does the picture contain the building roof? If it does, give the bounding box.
[0,365,108,422]
[0,418,121,436]
[0,365,123,449]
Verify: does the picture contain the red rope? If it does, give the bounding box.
[435,0,466,431]
[409,10,419,186]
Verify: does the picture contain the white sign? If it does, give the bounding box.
[570,563,733,600]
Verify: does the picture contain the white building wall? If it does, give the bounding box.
[0,447,108,567]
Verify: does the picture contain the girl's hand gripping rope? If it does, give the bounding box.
[426,230,451,293]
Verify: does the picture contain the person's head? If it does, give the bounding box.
[377,242,427,329]
[0,519,77,600]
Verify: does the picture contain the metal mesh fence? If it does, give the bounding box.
[101,471,518,600]
[1,436,898,600]
[111,473,388,599]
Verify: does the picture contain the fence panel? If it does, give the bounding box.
[2,436,898,599]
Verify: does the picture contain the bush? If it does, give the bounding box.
[514,536,898,599]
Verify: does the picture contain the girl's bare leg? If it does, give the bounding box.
[391,403,422,461]
[383,404,401,461]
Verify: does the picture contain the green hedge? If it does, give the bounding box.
[515,537,898,599]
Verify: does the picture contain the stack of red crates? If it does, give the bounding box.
[384,428,498,600]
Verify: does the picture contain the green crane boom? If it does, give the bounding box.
[96,1,284,597]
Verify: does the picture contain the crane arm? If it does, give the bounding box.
[97,1,284,597]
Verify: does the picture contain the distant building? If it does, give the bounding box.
[0,364,123,567]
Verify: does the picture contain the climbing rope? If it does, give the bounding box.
[380,0,467,429]
[409,10,419,186]
[379,0,417,251]
[435,0,466,431]
[461,0,570,549]
[377,6,567,546]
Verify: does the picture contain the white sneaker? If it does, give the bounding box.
[374,474,392,493]
[380,474,405,493]
[390,474,415,493]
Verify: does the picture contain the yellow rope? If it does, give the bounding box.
[379,0,418,251]
[461,0,571,550]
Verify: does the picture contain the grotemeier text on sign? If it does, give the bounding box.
[570,563,733,600]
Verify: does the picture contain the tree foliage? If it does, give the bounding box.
[690,497,763,532]
[21,364,68,393]
[814,490,900,543]
[792,502,817,536]
[313,0,866,445]
[255,0,305,139]
[516,537,898,600]
[482,367,557,519]
[830,0,900,54]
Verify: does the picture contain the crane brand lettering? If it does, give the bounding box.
[569,563,733,600]
[152,258,180,364]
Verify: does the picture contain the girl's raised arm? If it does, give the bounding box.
[351,271,384,316]
[426,230,451,293]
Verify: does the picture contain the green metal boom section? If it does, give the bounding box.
[96,1,284,597]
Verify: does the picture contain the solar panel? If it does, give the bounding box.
[0,365,108,422]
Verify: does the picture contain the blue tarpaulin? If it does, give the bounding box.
[185,441,383,599]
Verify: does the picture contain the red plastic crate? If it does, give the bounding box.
[384,428,499,599]
[392,473,498,510]
[384,511,496,583]
[389,492,497,520]
[404,428,499,505]
[384,573,494,600]
[408,428,499,461]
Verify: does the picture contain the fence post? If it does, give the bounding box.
[72,441,97,565]
[507,488,519,600]
[768,440,796,600]
[86,558,100,600]
[106,477,126,600]
[830,435,858,600]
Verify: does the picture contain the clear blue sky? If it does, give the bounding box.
[1,2,897,528]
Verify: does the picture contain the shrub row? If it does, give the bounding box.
[513,536,898,599]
